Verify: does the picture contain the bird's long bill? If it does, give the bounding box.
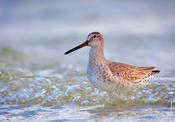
[64,41,88,55]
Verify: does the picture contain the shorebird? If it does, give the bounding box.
[64,32,160,91]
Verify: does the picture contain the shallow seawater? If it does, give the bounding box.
[0,37,175,121]
[1,0,175,121]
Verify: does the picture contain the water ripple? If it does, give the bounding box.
[0,47,174,108]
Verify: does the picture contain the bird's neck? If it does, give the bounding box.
[88,46,105,64]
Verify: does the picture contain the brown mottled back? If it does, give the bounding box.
[107,61,158,83]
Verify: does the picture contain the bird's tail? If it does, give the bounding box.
[151,70,160,75]
[135,70,160,85]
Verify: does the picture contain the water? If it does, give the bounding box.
[0,0,175,121]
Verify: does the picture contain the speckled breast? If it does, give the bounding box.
[87,63,117,91]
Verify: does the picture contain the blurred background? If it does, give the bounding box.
[0,0,175,121]
[1,0,175,68]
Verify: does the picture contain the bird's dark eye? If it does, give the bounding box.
[93,35,96,38]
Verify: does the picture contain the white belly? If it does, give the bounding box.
[87,66,116,91]
[87,48,118,91]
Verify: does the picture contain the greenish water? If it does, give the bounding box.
[0,39,175,121]
[1,0,175,121]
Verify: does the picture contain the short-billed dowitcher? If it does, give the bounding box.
[64,32,160,91]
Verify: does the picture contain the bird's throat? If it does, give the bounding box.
[89,46,104,64]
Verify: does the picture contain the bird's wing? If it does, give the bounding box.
[107,62,156,82]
